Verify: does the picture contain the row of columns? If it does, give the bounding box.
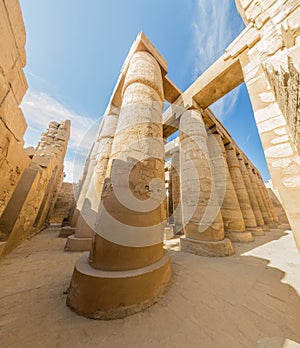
[65,48,282,320]
[165,110,280,256]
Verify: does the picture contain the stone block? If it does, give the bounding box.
[0,89,27,141]
[6,58,28,104]
[0,1,19,73]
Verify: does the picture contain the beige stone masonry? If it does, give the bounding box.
[237,154,266,234]
[179,109,233,256]
[225,143,261,236]
[65,111,119,252]
[67,47,171,319]
[209,132,252,243]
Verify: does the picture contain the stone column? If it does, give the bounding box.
[247,165,271,230]
[67,51,171,319]
[169,149,183,234]
[237,154,266,234]
[208,132,252,243]
[179,109,234,256]
[226,144,263,236]
[255,173,278,228]
[239,42,300,246]
[69,140,100,228]
[166,162,173,224]
[256,174,280,226]
[65,112,119,251]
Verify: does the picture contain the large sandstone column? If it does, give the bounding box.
[67,51,171,319]
[247,165,271,229]
[69,140,100,229]
[257,174,280,226]
[179,109,234,256]
[225,144,263,236]
[65,112,118,251]
[169,149,183,234]
[237,154,267,233]
[208,132,252,243]
[255,173,278,228]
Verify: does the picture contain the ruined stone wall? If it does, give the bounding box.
[50,182,76,225]
[0,0,30,218]
[31,121,70,231]
[0,121,70,259]
[234,2,300,153]
[233,0,300,250]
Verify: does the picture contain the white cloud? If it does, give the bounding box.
[210,84,241,121]
[21,89,100,182]
[192,0,244,120]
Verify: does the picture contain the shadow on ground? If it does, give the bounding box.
[0,225,299,348]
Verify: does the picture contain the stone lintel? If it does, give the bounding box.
[105,32,175,114]
[163,75,181,104]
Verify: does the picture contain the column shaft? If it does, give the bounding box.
[226,144,262,235]
[237,155,266,233]
[67,50,171,319]
[209,133,252,243]
[247,165,271,229]
[179,109,233,256]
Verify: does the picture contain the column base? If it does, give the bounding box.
[268,221,278,229]
[164,226,174,240]
[247,227,265,236]
[66,250,171,320]
[225,230,253,243]
[65,235,92,252]
[261,225,270,232]
[58,226,76,238]
[180,237,234,257]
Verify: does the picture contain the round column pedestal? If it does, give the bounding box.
[65,235,92,252]
[180,237,234,257]
[247,227,265,236]
[261,225,270,232]
[268,221,278,229]
[225,230,253,243]
[66,250,171,320]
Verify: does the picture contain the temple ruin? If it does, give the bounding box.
[0,1,70,258]
[1,0,300,345]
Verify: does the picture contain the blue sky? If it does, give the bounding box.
[19,0,270,182]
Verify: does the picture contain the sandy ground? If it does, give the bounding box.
[0,225,300,348]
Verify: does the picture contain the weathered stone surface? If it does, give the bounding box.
[50,182,76,226]
[266,180,290,224]
[0,119,30,218]
[180,237,234,257]
[208,132,252,243]
[0,120,70,259]
[180,109,227,248]
[238,154,266,232]
[235,0,300,250]
[168,150,183,234]
[65,111,119,252]
[226,144,258,229]
[67,49,171,319]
